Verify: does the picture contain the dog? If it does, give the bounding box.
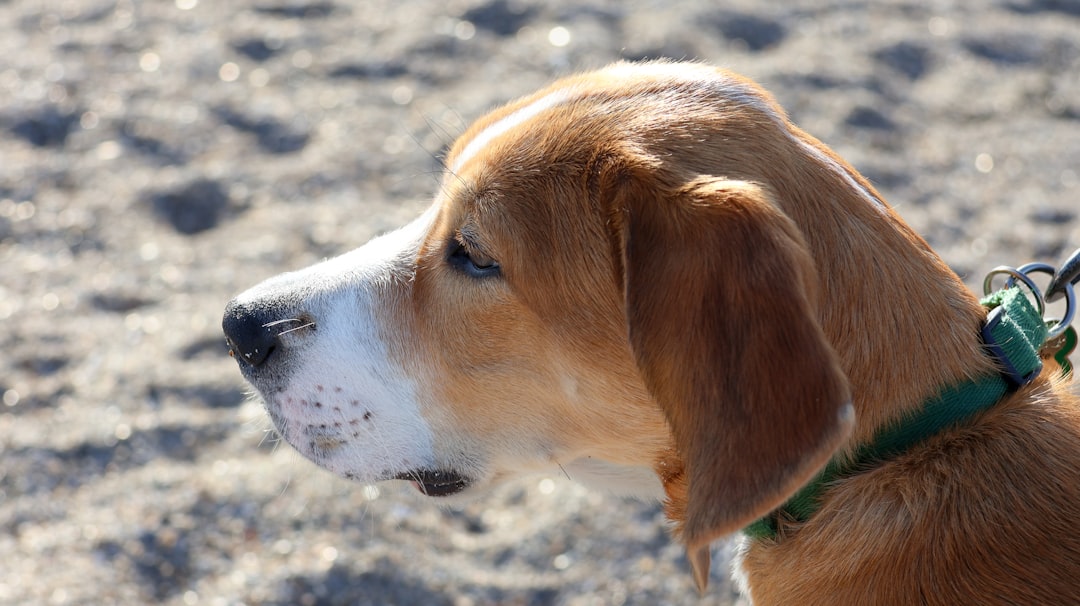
[223,61,1080,603]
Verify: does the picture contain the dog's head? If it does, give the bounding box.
[224,61,854,584]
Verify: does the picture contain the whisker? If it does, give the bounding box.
[406,109,477,200]
[260,425,286,451]
[403,115,450,181]
[277,322,316,336]
[557,461,573,482]
[262,318,305,328]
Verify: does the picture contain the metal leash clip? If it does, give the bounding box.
[1047,247,1080,304]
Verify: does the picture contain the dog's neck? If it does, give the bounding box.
[769,159,998,447]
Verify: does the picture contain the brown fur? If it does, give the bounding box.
[383,62,1079,601]
[741,375,1080,604]
[611,176,852,577]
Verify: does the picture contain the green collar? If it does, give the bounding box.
[745,287,1052,541]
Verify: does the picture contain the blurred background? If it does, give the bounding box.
[1,0,1077,604]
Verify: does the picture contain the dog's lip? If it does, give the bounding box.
[393,469,472,497]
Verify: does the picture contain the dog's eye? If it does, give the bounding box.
[448,239,500,278]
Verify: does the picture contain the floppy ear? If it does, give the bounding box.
[613,176,853,589]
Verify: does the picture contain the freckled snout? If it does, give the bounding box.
[221,241,444,492]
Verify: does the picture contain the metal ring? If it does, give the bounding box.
[1017,262,1075,340]
[983,266,1047,318]
[1046,283,1076,340]
[1015,262,1057,282]
[983,263,1076,340]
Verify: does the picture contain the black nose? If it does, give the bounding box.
[222,299,281,367]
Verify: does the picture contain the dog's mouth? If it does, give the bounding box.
[394,469,472,497]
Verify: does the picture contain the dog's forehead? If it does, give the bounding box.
[448,87,580,175]
[445,66,716,176]
[444,64,776,181]
[439,91,605,223]
[441,62,889,219]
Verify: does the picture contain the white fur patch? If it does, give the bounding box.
[451,88,577,173]
[235,210,440,481]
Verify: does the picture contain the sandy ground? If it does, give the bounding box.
[1,0,1078,604]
